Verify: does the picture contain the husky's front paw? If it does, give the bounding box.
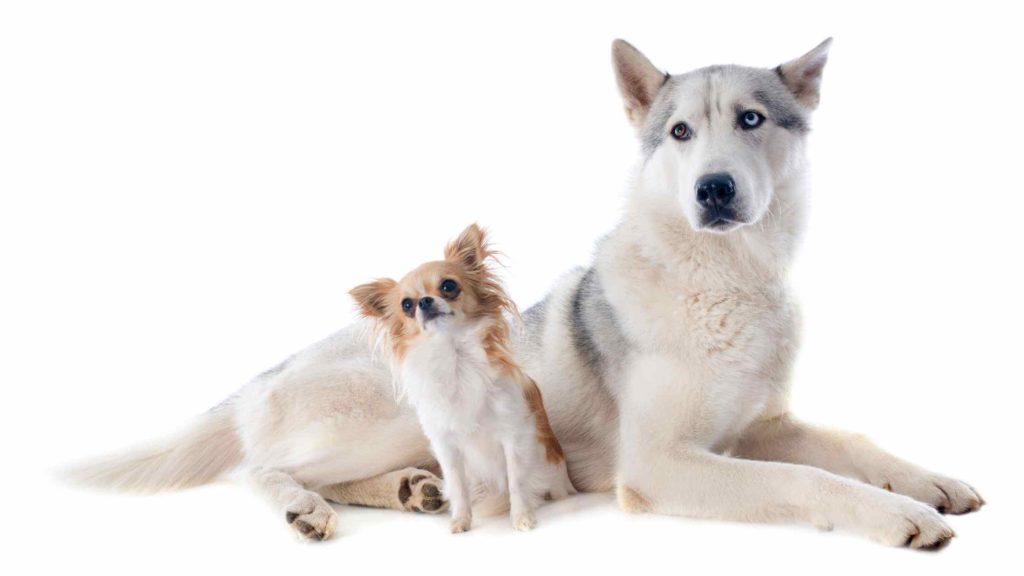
[450,514,472,534]
[862,494,956,549]
[512,511,537,532]
[397,468,448,514]
[285,493,337,541]
[875,471,984,515]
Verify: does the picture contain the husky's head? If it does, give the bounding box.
[613,39,831,233]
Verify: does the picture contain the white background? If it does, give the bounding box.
[2,1,1021,574]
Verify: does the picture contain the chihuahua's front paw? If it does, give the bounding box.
[450,514,472,534]
[512,511,537,532]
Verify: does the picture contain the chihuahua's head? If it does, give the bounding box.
[350,223,514,359]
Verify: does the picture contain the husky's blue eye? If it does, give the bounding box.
[670,122,692,141]
[439,279,459,297]
[740,110,765,130]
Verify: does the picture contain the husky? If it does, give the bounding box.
[69,38,983,547]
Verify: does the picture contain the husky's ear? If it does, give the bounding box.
[777,38,832,109]
[612,39,668,129]
[445,223,489,270]
[350,278,397,318]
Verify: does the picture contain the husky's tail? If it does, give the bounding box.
[64,408,243,493]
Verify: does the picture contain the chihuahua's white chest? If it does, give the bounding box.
[399,328,498,435]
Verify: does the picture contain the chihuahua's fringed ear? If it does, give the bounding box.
[444,223,494,270]
[349,278,398,318]
[444,223,517,323]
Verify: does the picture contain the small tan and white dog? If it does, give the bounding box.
[349,224,575,533]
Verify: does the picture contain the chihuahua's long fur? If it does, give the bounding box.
[350,224,575,532]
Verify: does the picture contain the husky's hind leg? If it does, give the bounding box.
[319,466,447,513]
[249,467,337,541]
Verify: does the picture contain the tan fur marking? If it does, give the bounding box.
[516,372,565,464]
[617,485,653,513]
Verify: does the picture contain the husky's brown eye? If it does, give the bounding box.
[739,110,765,130]
[670,122,692,141]
[439,279,459,298]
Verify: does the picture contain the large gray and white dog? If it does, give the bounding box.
[72,39,983,547]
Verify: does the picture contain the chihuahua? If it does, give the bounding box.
[350,224,575,532]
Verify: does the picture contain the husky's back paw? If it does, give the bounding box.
[399,469,448,513]
[285,493,337,541]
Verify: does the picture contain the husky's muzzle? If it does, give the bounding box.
[696,172,739,229]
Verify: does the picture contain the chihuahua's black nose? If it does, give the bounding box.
[418,297,434,311]
[696,173,736,208]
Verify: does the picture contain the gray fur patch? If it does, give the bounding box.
[640,66,809,155]
[641,79,679,156]
[522,297,549,349]
[569,268,629,377]
[753,89,808,133]
[523,298,547,326]
[257,357,291,380]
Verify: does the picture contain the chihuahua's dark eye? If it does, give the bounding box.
[739,110,765,130]
[439,279,459,298]
[401,298,414,313]
[670,122,692,141]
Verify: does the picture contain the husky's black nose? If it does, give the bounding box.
[418,297,434,311]
[696,173,736,208]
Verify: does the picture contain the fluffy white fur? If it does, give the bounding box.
[399,318,574,532]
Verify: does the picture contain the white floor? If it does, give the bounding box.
[18,467,1007,576]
